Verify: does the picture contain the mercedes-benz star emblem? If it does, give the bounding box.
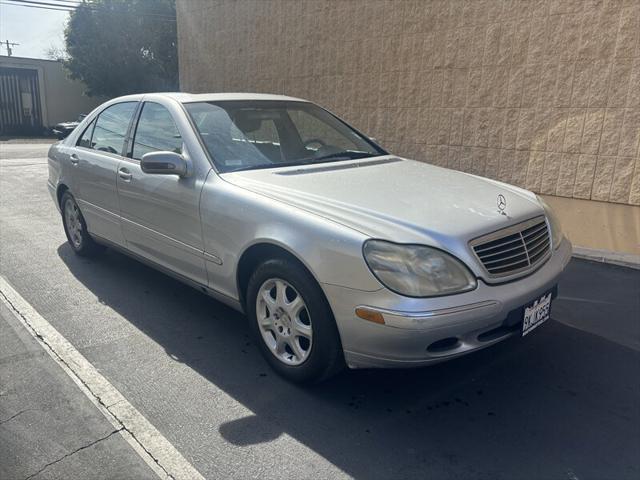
[497,194,507,215]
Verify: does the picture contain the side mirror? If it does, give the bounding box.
[140,151,188,177]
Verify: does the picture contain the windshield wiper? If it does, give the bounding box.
[312,151,375,162]
[226,159,315,173]
[225,162,281,173]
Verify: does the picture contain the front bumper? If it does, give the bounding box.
[323,238,573,369]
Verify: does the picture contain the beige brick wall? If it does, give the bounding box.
[177,0,640,206]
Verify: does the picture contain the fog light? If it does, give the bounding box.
[355,307,385,325]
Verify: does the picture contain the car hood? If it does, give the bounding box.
[221,156,544,246]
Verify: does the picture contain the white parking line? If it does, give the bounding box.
[0,276,206,480]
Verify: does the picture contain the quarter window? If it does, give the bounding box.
[91,102,137,155]
[77,119,95,149]
[132,102,182,160]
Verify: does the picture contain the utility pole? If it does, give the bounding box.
[2,40,19,56]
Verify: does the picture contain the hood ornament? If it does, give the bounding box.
[497,194,507,216]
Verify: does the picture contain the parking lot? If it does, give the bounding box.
[1,142,639,480]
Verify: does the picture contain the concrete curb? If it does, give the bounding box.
[573,247,640,270]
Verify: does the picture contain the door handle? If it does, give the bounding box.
[118,167,132,181]
[70,153,79,166]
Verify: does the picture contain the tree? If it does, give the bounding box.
[64,0,178,98]
[45,45,68,62]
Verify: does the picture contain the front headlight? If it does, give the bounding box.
[536,195,564,249]
[363,240,477,297]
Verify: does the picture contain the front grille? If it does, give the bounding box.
[470,217,551,278]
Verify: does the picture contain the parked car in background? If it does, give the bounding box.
[47,93,572,383]
[52,114,87,139]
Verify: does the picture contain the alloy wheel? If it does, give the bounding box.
[256,278,313,365]
[64,198,83,249]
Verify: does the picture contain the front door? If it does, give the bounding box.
[73,101,138,246]
[116,101,208,285]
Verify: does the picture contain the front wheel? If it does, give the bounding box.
[246,258,344,383]
[61,191,105,257]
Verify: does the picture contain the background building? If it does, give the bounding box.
[176,0,639,255]
[0,56,102,135]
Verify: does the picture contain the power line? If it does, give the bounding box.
[5,0,177,18]
[10,0,177,17]
[32,0,82,5]
[6,0,76,7]
[6,0,79,9]
[1,0,177,20]
[1,0,74,11]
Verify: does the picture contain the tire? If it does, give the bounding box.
[246,257,344,383]
[61,191,105,257]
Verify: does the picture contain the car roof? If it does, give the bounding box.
[110,92,310,104]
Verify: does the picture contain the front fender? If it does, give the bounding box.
[200,174,382,300]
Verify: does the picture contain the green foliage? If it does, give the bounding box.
[64,0,178,97]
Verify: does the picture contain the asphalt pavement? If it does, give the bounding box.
[0,301,157,480]
[1,142,639,480]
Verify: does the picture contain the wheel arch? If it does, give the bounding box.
[56,183,69,208]
[236,241,325,310]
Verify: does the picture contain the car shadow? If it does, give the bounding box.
[57,244,640,479]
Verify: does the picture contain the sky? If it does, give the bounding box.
[0,2,69,59]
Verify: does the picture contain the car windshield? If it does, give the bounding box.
[184,100,385,173]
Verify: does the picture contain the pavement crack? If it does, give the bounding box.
[1,288,178,480]
[102,411,177,480]
[0,408,40,425]
[105,399,124,409]
[22,428,124,480]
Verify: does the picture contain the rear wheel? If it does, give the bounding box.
[247,257,344,383]
[61,191,105,257]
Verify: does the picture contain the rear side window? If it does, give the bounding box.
[77,119,95,148]
[91,102,138,155]
[131,102,182,160]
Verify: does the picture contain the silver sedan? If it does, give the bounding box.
[47,93,572,383]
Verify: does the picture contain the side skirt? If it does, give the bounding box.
[90,234,245,314]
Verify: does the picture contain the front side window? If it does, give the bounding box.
[132,102,182,160]
[91,102,137,155]
[185,101,384,172]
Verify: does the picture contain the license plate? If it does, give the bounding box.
[522,291,552,336]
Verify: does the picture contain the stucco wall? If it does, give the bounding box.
[177,0,640,207]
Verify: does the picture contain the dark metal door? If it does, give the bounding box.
[0,66,43,135]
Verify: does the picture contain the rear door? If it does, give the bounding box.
[73,101,138,246]
[116,100,208,285]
